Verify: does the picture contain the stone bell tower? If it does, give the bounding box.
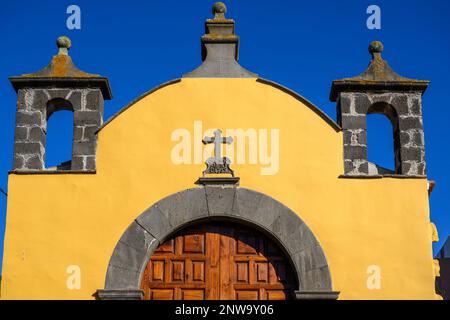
[330,41,429,176]
[9,36,112,171]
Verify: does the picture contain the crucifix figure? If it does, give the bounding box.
[202,129,234,177]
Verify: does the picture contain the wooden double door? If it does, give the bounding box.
[141,222,296,300]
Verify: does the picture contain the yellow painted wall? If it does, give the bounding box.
[0,78,438,299]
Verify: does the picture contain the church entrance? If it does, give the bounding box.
[141,221,297,300]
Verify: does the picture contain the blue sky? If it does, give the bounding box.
[0,0,449,274]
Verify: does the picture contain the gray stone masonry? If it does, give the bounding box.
[338,92,426,176]
[13,88,104,171]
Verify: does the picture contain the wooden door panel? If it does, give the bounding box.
[141,222,295,300]
[171,261,185,282]
[151,289,174,300]
[235,290,259,300]
[256,262,269,283]
[183,234,205,254]
[192,261,205,282]
[151,260,165,281]
[266,290,286,300]
[182,289,205,300]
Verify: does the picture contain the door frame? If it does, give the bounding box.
[97,185,339,300]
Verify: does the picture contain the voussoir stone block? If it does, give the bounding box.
[235,188,284,231]
[109,241,147,274]
[292,245,328,273]
[136,205,172,243]
[105,265,141,290]
[106,223,159,290]
[156,188,209,229]
[301,266,332,291]
[118,221,159,254]
[230,188,264,221]
[205,185,237,215]
[66,91,82,110]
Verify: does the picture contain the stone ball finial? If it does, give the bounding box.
[56,36,71,55]
[369,41,384,55]
[57,36,71,50]
[212,2,227,16]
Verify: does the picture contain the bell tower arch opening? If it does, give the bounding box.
[366,102,399,174]
[45,98,74,170]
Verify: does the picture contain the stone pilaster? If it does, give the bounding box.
[339,93,369,175]
[72,89,104,170]
[13,89,47,170]
[397,93,426,175]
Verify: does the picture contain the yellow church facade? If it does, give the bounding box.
[0,3,440,300]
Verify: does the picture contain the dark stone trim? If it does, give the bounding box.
[195,177,240,186]
[382,174,427,179]
[257,78,341,132]
[9,77,112,100]
[295,291,340,300]
[330,81,430,102]
[339,174,427,179]
[98,79,181,133]
[339,174,382,179]
[101,187,336,299]
[96,289,143,300]
[9,170,96,175]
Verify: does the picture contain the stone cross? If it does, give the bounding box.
[202,129,233,164]
[202,129,234,177]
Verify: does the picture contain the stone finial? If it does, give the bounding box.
[183,2,256,78]
[330,41,429,101]
[212,2,227,19]
[10,36,112,100]
[369,40,383,59]
[57,36,71,55]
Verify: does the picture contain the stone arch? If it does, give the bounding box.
[98,186,339,300]
[46,97,74,119]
